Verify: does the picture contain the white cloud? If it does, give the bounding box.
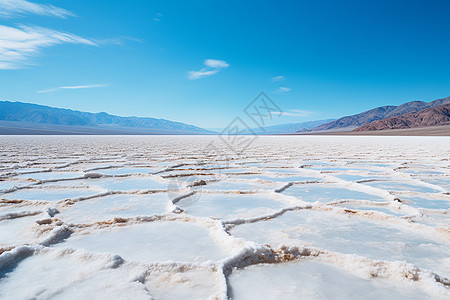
[188,59,229,80]
[204,59,229,68]
[271,75,285,82]
[278,87,291,93]
[37,84,107,94]
[279,109,312,117]
[0,24,97,69]
[0,0,74,18]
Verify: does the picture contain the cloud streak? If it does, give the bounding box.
[0,24,97,69]
[271,75,285,82]
[37,84,107,94]
[188,59,229,80]
[278,87,291,93]
[153,12,162,21]
[0,0,74,18]
[279,109,312,117]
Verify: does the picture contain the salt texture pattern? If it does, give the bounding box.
[0,135,449,299]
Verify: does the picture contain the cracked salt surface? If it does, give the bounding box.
[399,195,450,210]
[94,167,157,176]
[229,260,431,300]
[55,221,230,263]
[14,171,84,181]
[360,180,443,193]
[332,173,387,182]
[0,214,45,247]
[230,209,450,278]
[2,187,106,202]
[0,135,449,299]
[0,180,25,191]
[231,173,320,183]
[57,193,169,224]
[179,192,290,219]
[0,249,150,300]
[200,179,279,191]
[38,176,168,191]
[280,183,386,203]
[335,203,407,216]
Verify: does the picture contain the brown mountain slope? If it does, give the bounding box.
[310,96,450,131]
[354,103,450,131]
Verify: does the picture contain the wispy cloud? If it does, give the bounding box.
[0,24,97,69]
[188,59,229,80]
[0,0,74,18]
[279,109,312,117]
[154,12,162,21]
[278,87,291,93]
[271,75,285,82]
[37,84,107,94]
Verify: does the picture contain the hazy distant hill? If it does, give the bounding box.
[311,96,450,131]
[0,101,213,135]
[252,119,335,134]
[354,103,450,131]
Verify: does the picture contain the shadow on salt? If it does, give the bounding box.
[398,195,450,210]
[401,168,445,175]
[0,212,45,247]
[55,221,230,263]
[0,250,150,300]
[230,209,450,278]
[414,176,450,192]
[0,180,28,192]
[229,260,431,300]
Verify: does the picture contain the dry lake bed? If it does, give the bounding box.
[0,135,449,299]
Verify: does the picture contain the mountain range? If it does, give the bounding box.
[1,96,449,135]
[307,96,450,133]
[354,103,450,131]
[0,101,213,135]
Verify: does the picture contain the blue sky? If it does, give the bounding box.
[0,0,449,128]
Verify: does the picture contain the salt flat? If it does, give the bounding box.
[0,135,449,299]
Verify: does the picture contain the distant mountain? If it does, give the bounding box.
[206,119,334,135]
[0,101,213,135]
[252,119,335,134]
[311,96,450,132]
[354,103,450,131]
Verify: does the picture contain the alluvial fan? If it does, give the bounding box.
[0,135,449,299]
